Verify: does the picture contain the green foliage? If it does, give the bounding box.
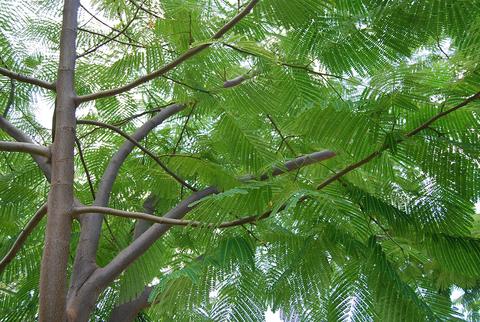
[1,0,480,320]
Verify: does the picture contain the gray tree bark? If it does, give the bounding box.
[39,0,79,321]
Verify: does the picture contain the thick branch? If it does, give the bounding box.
[0,67,55,90]
[70,104,186,290]
[0,203,47,273]
[82,187,217,294]
[0,116,52,180]
[89,149,335,289]
[133,195,156,240]
[73,151,336,226]
[259,150,335,180]
[76,0,259,102]
[77,119,196,191]
[223,74,249,88]
[0,141,50,157]
[107,286,152,322]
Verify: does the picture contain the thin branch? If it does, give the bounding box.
[129,0,162,19]
[80,3,121,32]
[2,79,15,117]
[77,5,142,58]
[162,75,211,94]
[266,114,296,155]
[78,27,145,48]
[77,119,197,191]
[75,137,95,199]
[172,103,196,154]
[436,36,450,60]
[0,203,48,273]
[72,204,281,228]
[0,141,51,157]
[0,67,55,91]
[76,0,259,102]
[316,91,480,190]
[72,206,209,226]
[281,62,349,81]
[223,43,352,83]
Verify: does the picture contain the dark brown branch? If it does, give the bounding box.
[223,43,349,82]
[77,119,197,191]
[76,0,259,102]
[75,137,95,198]
[266,114,296,155]
[281,62,349,81]
[0,67,55,91]
[0,203,48,273]
[0,141,51,157]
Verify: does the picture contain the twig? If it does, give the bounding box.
[77,4,142,58]
[76,0,260,102]
[77,119,197,191]
[172,103,196,154]
[0,203,48,273]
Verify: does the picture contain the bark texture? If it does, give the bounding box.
[39,0,79,321]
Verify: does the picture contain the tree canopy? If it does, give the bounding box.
[0,0,480,321]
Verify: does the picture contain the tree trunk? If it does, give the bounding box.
[38,0,79,321]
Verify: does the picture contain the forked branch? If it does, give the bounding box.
[88,149,335,289]
[76,0,259,102]
[77,119,196,191]
[0,116,52,180]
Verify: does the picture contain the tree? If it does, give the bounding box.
[0,0,479,321]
